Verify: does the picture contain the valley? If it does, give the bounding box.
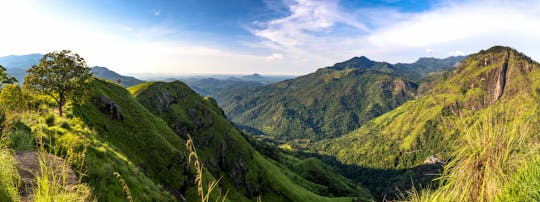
[1,46,539,202]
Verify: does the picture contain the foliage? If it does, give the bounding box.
[24,50,93,116]
[0,137,20,201]
[0,84,30,112]
[0,64,17,85]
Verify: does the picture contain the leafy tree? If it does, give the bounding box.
[24,50,93,116]
[0,64,17,85]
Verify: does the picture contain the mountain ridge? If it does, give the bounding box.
[221,55,464,140]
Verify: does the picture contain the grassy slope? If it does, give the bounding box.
[314,46,540,198]
[72,80,193,197]
[497,157,540,201]
[129,81,373,202]
[222,68,416,140]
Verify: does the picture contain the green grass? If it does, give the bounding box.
[130,80,374,201]
[497,156,540,201]
[0,144,20,202]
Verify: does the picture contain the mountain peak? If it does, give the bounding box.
[451,46,539,105]
[331,56,378,70]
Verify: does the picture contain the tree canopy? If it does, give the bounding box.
[0,65,17,85]
[24,50,93,116]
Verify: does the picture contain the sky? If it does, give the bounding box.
[1,0,540,75]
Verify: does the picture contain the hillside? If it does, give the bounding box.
[1,78,373,201]
[312,46,540,198]
[221,56,463,140]
[129,80,373,201]
[91,66,144,87]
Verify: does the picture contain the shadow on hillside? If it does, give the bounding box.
[294,151,443,200]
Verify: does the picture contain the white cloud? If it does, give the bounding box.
[0,1,292,75]
[154,10,161,16]
[265,53,284,61]
[4,0,540,75]
[251,0,367,47]
[250,0,540,71]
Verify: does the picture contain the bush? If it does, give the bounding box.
[0,84,29,112]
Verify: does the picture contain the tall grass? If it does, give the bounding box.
[185,134,228,202]
[113,172,133,202]
[32,116,94,202]
[0,109,21,202]
[0,138,20,201]
[404,113,535,202]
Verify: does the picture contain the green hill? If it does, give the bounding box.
[2,78,373,201]
[311,46,540,199]
[221,56,463,140]
[129,80,373,201]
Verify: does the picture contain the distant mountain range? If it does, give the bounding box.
[220,55,465,140]
[0,54,144,87]
[91,66,144,87]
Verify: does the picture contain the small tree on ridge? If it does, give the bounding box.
[24,50,93,116]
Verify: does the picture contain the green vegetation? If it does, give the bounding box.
[222,67,417,140]
[24,50,93,116]
[401,114,537,201]
[0,64,17,84]
[497,157,540,201]
[0,137,20,201]
[311,46,540,199]
[130,80,373,201]
[3,46,540,202]
[221,56,463,141]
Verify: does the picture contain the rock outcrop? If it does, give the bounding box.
[93,95,123,121]
[15,151,79,202]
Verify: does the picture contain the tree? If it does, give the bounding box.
[0,64,17,85]
[24,50,93,116]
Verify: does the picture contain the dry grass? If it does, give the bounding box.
[185,134,228,202]
[113,172,133,202]
[404,113,535,202]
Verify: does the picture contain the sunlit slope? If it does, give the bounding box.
[130,81,373,202]
[314,46,540,196]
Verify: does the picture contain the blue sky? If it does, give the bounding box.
[1,0,540,75]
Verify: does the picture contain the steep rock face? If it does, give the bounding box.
[93,95,123,121]
[448,46,538,108]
